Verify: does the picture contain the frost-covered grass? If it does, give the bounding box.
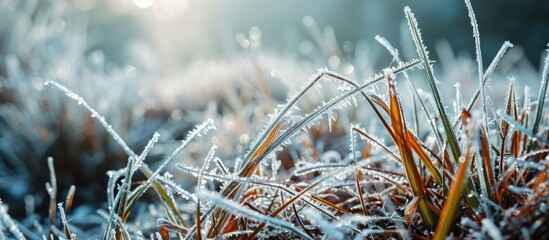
[1,0,549,239]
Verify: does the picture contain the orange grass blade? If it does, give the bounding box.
[479,126,497,202]
[433,155,471,240]
[406,131,444,186]
[499,81,516,176]
[159,227,170,240]
[244,122,283,177]
[367,96,444,185]
[206,122,283,236]
[196,201,202,240]
[387,71,437,228]
[65,185,75,213]
[404,197,419,224]
[355,166,367,215]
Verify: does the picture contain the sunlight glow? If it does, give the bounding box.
[133,0,155,9]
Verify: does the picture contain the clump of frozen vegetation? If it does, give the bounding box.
[1,0,549,239]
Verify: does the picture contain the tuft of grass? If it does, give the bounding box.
[2,1,549,239]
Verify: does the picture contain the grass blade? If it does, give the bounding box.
[158,218,188,236]
[363,96,445,186]
[406,131,444,186]
[65,185,76,213]
[433,155,471,240]
[530,43,549,148]
[196,201,201,240]
[405,7,479,209]
[57,203,73,240]
[499,111,549,146]
[477,125,497,207]
[46,157,57,237]
[386,69,437,228]
[453,41,513,128]
[404,7,461,164]
[243,122,283,177]
[350,127,367,215]
[499,80,516,175]
[464,0,488,130]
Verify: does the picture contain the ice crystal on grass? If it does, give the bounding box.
[0,200,25,240]
[45,81,138,162]
[532,43,549,136]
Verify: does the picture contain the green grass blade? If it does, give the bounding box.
[404,7,460,163]
[405,7,479,209]
[531,44,549,139]
[464,0,487,130]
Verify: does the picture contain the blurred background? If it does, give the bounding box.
[85,0,549,74]
[1,0,549,223]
